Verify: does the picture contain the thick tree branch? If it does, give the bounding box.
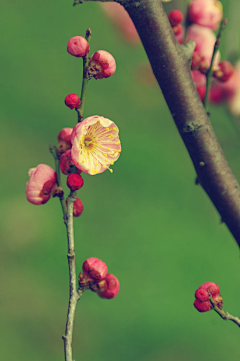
[124,0,240,246]
[77,0,240,246]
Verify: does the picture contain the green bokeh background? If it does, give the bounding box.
[1,1,240,360]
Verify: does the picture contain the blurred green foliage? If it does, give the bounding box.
[1,0,240,360]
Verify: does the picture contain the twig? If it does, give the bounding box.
[63,192,82,361]
[49,145,67,217]
[76,28,92,122]
[204,18,227,111]
[208,293,240,328]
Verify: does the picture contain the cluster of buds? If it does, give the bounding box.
[168,10,184,44]
[79,257,120,299]
[67,35,116,80]
[185,0,238,106]
[26,33,121,218]
[166,1,240,107]
[194,282,223,312]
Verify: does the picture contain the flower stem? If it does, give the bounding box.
[203,18,227,111]
[76,28,92,122]
[49,146,67,217]
[208,293,240,328]
[63,192,82,361]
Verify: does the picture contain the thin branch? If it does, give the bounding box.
[63,192,82,361]
[76,28,92,122]
[208,293,240,328]
[204,18,227,111]
[49,145,67,217]
[76,0,240,246]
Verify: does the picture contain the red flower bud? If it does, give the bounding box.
[67,173,84,191]
[194,282,222,313]
[198,282,220,296]
[82,257,108,281]
[67,36,90,57]
[97,273,120,299]
[65,94,81,109]
[194,299,212,312]
[195,288,209,302]
[213,61,234,82]
[168,10,183,27]
[60,150,80,175]
[172,24,183,36]
[73,198,84,217]
[57,128,73,153]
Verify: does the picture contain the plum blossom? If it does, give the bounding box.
[88,51,116,79]
[188,0,223,30]
[211,62,240,113]
[186,24,220,68]
[26,164,57,205]
[71,115,121,175]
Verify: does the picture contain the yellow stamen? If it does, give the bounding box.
[115,141,120,145]
[109,169,113,173]
[110,161,114,165]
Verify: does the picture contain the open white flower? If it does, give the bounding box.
[71,115,121,175]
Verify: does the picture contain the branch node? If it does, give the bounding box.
[182,120,202,134]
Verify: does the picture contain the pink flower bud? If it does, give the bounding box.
[194,282,222,313]
[73,198,84,217]
[65,94,81,109]
[197,282,220,296]
[191,70,206,102]
[82,257,108,280]
[194,299,212,312]
[26,164,57,205]
[67,173,84,191]
[188,0,223,30]
[195,288,209,302]
[60,149,80,175]
[213,61,234,82]
[210,62,240,106]
[57,128,73,153]
[97,273,120,299]
[168,10,183,27]
[88,51,116,79]
[67,36,90,57]
[172,24,183,36]
[187,24,220,68]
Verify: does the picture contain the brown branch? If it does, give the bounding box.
[126,0,240,246]
[124,0,240,246]
[76,0,240,246]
